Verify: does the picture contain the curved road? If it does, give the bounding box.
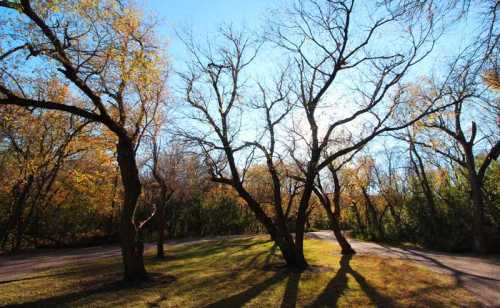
[0,232,499,306]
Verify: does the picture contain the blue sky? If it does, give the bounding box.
[140,0,486,153]
[0,0,488,161]
[142,0,484,81]
[144,0,272,65]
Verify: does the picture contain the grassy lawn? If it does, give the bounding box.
[0,236,481,307]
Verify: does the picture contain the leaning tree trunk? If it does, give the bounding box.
[410,142,438,241]
[331,171,355,255]
[244,195,308,270]
[323,206,355,255]
[116,136,148,283]
[315,171,355,255]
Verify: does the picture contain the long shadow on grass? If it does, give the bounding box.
[0,269,97,285]
[164,238,271,263]
[202,241,297,308]
[308,254,394,308]
[6,280,124,307]
[6,273,176,308]
[280,270,302,308]
[203,268,299,308]
[243,242,278,269]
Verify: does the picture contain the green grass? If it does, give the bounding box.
[0,236,481,307]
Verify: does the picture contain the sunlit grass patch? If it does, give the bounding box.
[0,236,481,307]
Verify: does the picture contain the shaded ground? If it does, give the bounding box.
[0,236,236,284]
[309,230,500,307]
[0,234,490,307]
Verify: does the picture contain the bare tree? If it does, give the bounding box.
[268,0,447,257]
[180,0,452,268]
[179,27,314,268]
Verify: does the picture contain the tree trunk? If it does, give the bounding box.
[271,230,308,270]
[116,136,148,283]
[322,204,355,254]
[469,173,487,253]
[322,204,355,255]
[294,188,311,270]
[8,178,33,252]
[462,144,488,254]
[235,184,309,270]
[387,202,402,234]
[362,187,384,240]
[410,142,438,238]
[351,202,365,235]
[331,216,355,255]
[313,171,355,255]
[331,171,355,254]
[156,202,166,259]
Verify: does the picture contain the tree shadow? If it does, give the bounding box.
[243,242,278,269]
[0,268,103,285]
[397,247,500,284]
[5,272,176,307]
[164,238,271,263]
[7,279,125,307]
[309,254,395,307]
[202,267,304,308]
[280,270,302,308]
[203,269,289,308]
[263,243,279,266]
[201,241,298,308]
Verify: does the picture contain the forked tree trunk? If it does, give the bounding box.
[259,209,308,270]
[233,181,309,270]
[271,229,309,270]
[116,136,148,283]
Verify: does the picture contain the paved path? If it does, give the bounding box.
[309,231,500,307]
[0,236,239,284]
[1,233,499,306]
[0,244,126,284]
